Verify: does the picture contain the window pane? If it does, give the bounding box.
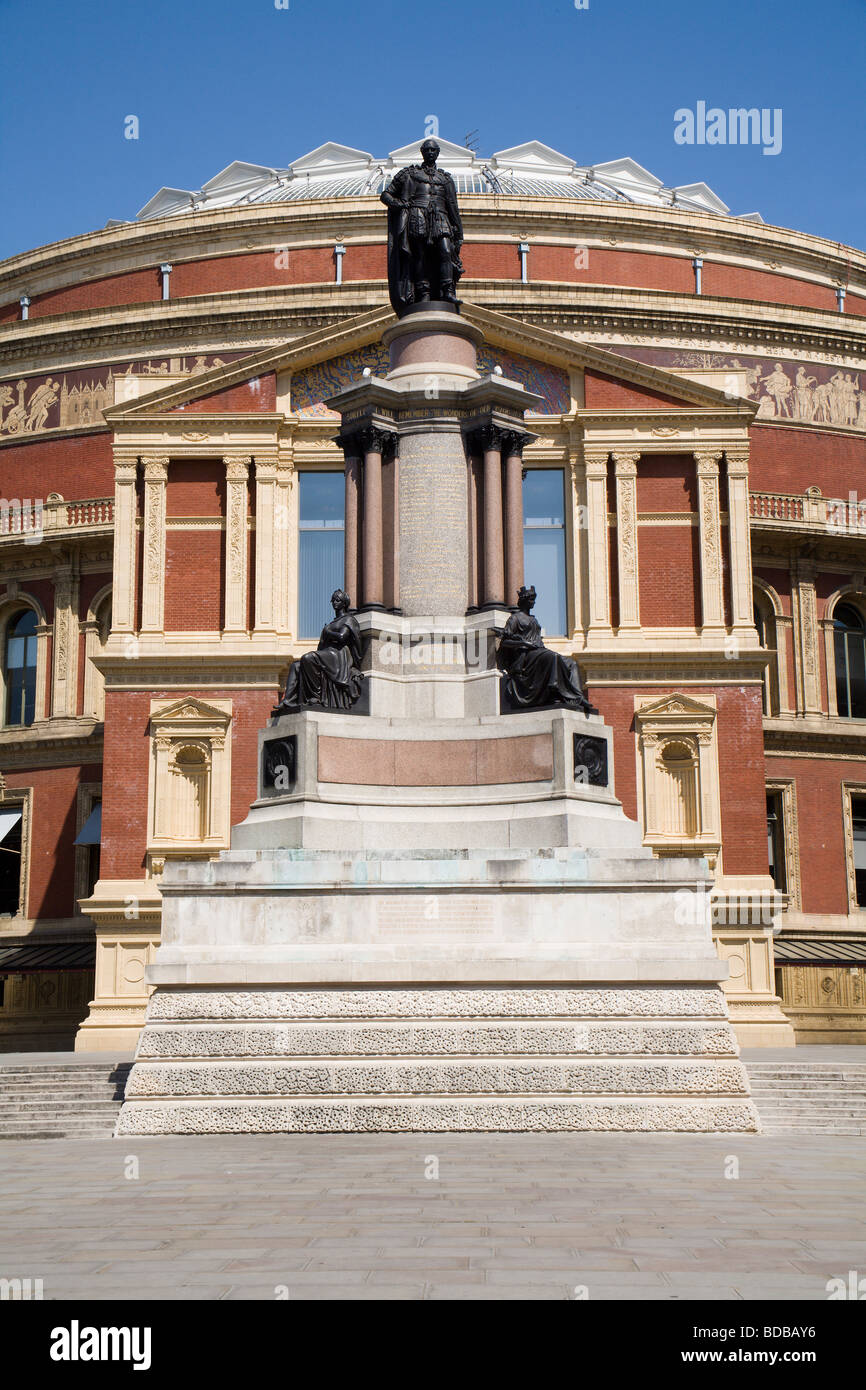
[853,797,866,907]
[298,473,344,640]
[523,470,567,635]
[299,471,345,528]
[524,469,565,526]
[847,633,866,718]
[766,792,786,893]
[0,808,22,915]
[4,610,37,727]
[524,530,566,636]
[299,532,344,639]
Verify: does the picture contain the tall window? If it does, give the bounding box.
[523,469,567,636]
[299,472,344,640]
[766,791,787,893]
[834,603,866,719]
[4,609,37,727]
[852,795,866,908]
[754,595,779,716]
[0,804,23,916]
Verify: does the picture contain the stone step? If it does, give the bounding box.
[116,1094,759,1135]
[123,1056,751,1101]
[747,1061,866,1135]
[0,1062,130,1140]
[135,1020,740,1061]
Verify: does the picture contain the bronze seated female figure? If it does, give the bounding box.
[497,585,596,713]
[273,589,364,714]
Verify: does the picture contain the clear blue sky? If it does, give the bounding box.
[1,0,863,261]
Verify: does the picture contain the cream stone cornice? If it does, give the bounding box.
[1,195,863,301]
[2,282,865,387]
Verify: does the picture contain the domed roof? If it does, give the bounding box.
[130,137,759,224]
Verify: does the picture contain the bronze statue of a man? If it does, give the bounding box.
[381,139,464,316]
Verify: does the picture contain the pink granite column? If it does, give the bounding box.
[358,425,396,610]
[477,425,505,607]
[337,434,362,607]
[503,430,531,608]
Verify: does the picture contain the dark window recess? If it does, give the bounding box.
[766,791,787,894]
[262,737,297,792]
[0,977,5,1008]
[852,795,866,908]
[4,609,37,727]
[574,735,608,787]
[0,808,23,916]
[834,604,866,719]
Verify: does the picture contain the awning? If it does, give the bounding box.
[0,942,96,975]
[774,939,866,966]
[0,809,22,845]
[73,803,101,846]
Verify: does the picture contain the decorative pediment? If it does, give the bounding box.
[104,301,754,432]
[636,693,717,721]
[149,696,232,729]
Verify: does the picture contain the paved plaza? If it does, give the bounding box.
[1,1129,864,1301]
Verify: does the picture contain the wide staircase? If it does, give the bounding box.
[744,1050,866,1134]
[0,1057,133,1139]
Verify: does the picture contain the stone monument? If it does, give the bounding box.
[116,147,757,1135]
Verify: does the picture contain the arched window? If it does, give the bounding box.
[4,609,38,727]
[754,593,779,716]
[834,602,866,719]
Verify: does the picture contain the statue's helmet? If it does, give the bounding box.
[331,588,350,610]
[420,139,441,161]
[518,585,537,603]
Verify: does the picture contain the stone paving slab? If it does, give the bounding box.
[0,1132,864,1300]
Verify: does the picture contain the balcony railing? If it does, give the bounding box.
[0,495,114,544]
[749,488,866,536]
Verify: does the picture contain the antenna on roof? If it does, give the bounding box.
[464,129,480,154]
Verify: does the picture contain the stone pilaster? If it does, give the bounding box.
[584,450,612,636]
[791,559,822,714]
[725,449,754,635]
[612,451,640,632]
[274,451,295,637]
[695,451,725,632]
[253,457,278,633]
[50,560,80,718]
[112,455,138,633]
[224,456,250,633]
[140,456,169,634]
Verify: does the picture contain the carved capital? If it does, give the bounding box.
[355,425,398,459]
[612,450,640,476]
[142,456,169,482]
[468,422,509,455]
[583,451,610,477]
[224,456,251,482]
[501,429,535,459]
[724,450,750,477]
[694,450,723,476]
